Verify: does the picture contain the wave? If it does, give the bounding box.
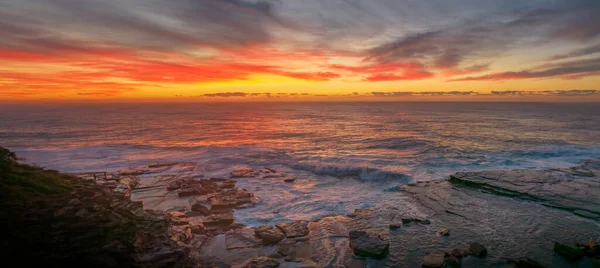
[287,161,413,182]
[8,142,600,182]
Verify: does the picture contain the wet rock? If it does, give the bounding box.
[242,256,280,268]
[254,225,274,235]
[401,218,414,224]
[349,229,390,258]
[53,206,73,217]
[170,217,190,226]
[221,181,236,189]
[190,224,206,235]
[439,228,450,236]
[344,258,365,268]
[203,213,234,229]
[177,187,201,197]
[553,242,584,260]
[231,168,259,178]
[75,208,89,217]
[445,255,461,268]
[260,168,276,173]
[68,198,82,205]
[283,178,296,183]
[169,211,186,218]
[469,242,488,257]
[401,217,430,225]
[422,252,445,268]
[257,228,285,245]
[211,197,238,212]
[276,221,310,238]
[506,258,545,268]
[347,209,373,220]
[191,202,210,216]
[166,181,181,191]
[233,189,254,205]
[450,248,466,258]
[448,163,600,219]
[573,210,599,220]
[226,229,262,250]
[389,222,402,229]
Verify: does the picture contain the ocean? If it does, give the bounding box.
[2,101,600,225]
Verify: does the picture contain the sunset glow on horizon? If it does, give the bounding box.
[2,0,600,101]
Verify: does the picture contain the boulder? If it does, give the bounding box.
[242,256,280,268]
[553,242,584,261]
[283,178,296,183]
[445,255,461,268]
[450,248,466,258]
[422,252,445,268]
[349,229,390,258]
[469,242,488,257]
[258,228,285,245]
[255,225,274,236]
[276,221,309,238]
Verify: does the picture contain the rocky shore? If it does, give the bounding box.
[0,148,192,267]
[2,146,599,267]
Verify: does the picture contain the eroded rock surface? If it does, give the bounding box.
[276,221,310,238]
[349,229,390,258]
[449,160,600,220]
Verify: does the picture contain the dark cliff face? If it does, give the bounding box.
[0,147,190,267]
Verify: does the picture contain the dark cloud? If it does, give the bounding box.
[0,0,289,54]
[451,57,600,81]
[551,44,600,60]
[491,90,598,96]
[365,1,600,77]
[202,92,248,97]
[371,91,476,96]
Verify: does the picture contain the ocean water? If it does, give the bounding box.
[2,101,600,225]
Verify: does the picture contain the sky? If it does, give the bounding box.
[2,0,600,101]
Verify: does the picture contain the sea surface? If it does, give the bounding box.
[2,101,600,225]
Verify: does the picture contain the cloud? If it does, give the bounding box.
[202,92,248,97]
[450,57,600,81]
[551,44,600,60]
[331,62,433,81]
[371,91,476,96]
[364,1,600,78]
[490,90,598,96]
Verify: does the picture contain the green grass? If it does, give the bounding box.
[0,147,80,207]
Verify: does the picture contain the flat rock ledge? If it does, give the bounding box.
[449,159,600,220]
